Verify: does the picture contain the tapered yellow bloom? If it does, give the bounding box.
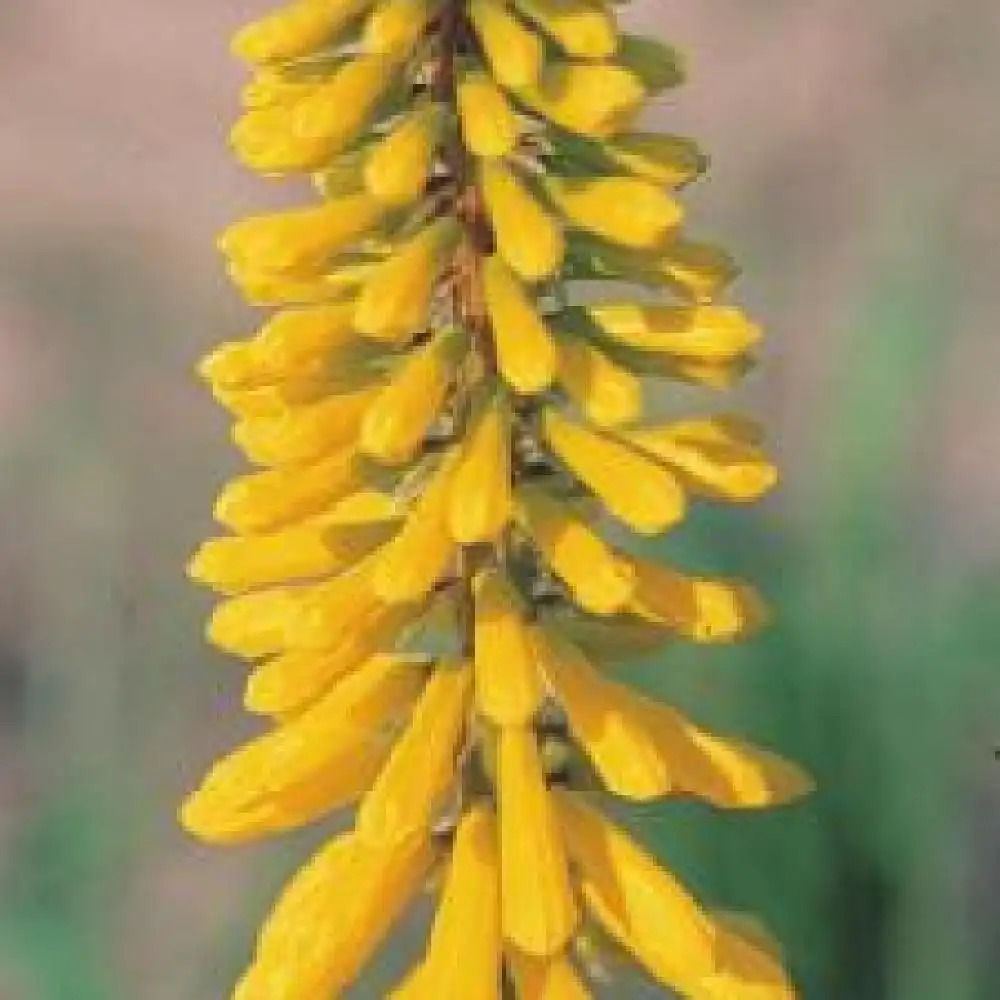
[542,408,686,534]
[187,4,807,998]
[469,0,544,88]
[473,569,543,725]
[458,70,520,157]
[448,400,513,543]
[483,255,557,392]
[548,175,683,249]
[498,728,579,955]
[480,161,564,282]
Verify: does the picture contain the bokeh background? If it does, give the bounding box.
[1,1,998,998]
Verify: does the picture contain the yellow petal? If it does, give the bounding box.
[188,517,391,594]
[458,70,520,157]
[231,54,399,174]
[547,175,682,249]
[232,0,372,64]
[361,331,458,465]
[556,338,642,428]
[483,256,557,393]
[232,386,379,466]
[197,339,269,390]
[604,132,707,188]
[364,103,440,206]
[515,61,645,137]
[219,193,383,277]
[498,728,579,955]
[473,569,543,725]
[516,487,635,615]
[255,301,358,367]
[245,597,421,712]
[207,586,303,659]
[623,554,769,643]
[512,0,617,59]
[241,829,433,998]
[180,655,427,842]
[420,805,501,1000]
[556,793,716,991]
[214,447,360,533]
[355,219,459,342]
[584,303,760,361]
[623,417,777,502]
[447,401,512,544]
[357,663,471,844]
[469,0,544,88]
[541,409,686,534]
[480,161,564,282]
[541,629,812,806]
[363,0,435,58]
[509,951,594,1000]
[371,455,457,603]
[226,257,373,305]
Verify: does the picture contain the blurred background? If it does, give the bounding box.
[0,1,998,998]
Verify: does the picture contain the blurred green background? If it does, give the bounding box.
[0,1,998,998]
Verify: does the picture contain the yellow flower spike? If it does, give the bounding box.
[623,417,778,503]
[498,727,579,956]
[541,409,686,535]
[482,255,557,393]
[361,330,459,465]
[547,175,683,250]
[355,219,459,343]
[213,447,360,533]
[509,951,594,1000]
[232,385,380,467]
[207,586,303,660]
[604,132,708,189]
[623,553,769,644]
[556,338,642,428]
[219,194,384,278]
[457,70,520,158]
[511,0,617,60]
[516,487,635,616]
[180,655,428,843]
[191,3,807,995]
[371,454,458,603]
[418,804,502,999]
[515,61,646,137]
[473,569,544,726]
[480,161,565,282]
[447,400,513,544]
[231,0,373,65]
[363,0,437,59]
[356,662,471,844]
[584,302,760,362]
[364,104,442,207]
[242,830,434,999]
[469,0,545,89]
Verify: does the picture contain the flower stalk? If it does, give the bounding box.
[183,0,813,996]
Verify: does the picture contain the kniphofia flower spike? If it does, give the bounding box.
[183,0,813,996]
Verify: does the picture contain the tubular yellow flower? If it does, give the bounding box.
[480,161,565,282]
[482,255,557,393]
[186,4,809,998]
[458,69,520,157]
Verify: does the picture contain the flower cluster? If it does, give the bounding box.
[182,0,812,997]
